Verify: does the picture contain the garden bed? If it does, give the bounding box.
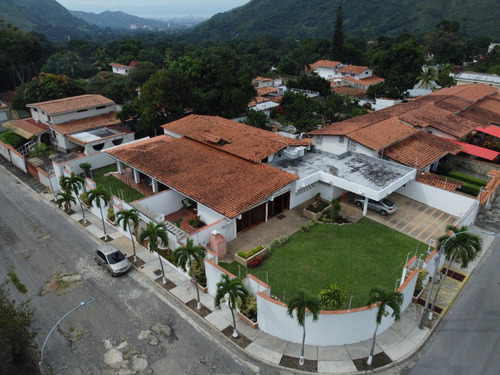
[234,245,268,267]
[303,200,331,220]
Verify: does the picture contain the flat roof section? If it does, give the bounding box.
[275,151,416,201]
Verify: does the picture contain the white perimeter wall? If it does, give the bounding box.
[0,140,12,161]
[397,180,477,219]
[10,149,27,172]
[136,190,183,217]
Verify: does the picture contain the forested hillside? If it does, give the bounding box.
[193,0,500,41]
[0,0,93,41]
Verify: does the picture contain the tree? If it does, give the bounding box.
[22,73,87,108]
[0,24,42,86]
[429,225,482,318]
[173,238,206,310]
[116,209,140,262]
[332,6,344,61]
[59,173,87,223]
[366,288,403,365]
[88,71,132,104]
[214,274,249,338]
[139,221,170,284]
[79,162,92,178]
[425,21,465,65]
[0,281,37,366]
[87,185,111,240]
[244,110,269,129]
[437,63,455,87]
[127,61,158,90]
[416,67,437,90]
[286,289,321,366]
[55,190,76,213]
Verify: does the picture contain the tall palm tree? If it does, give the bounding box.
[87,185,111,240]
[55,190,76,213]
[417,67,436,90]
[214,274,249,338]
[116,209,140,262]
[286,289,321,366]
[366,288,404,365]
[173,238,206,310]
[429,225,482,319]
[60,173,87,223]
[139,221,169,284]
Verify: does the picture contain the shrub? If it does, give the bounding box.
[189,260,207,287]
[300,219,318,232]
[0,131,24,148]
[330,198,341,220]
[238,296,257,321]
[247,256,263,268]
[79,162,92,177]
[446,171,486,186]
[107,207,115,222]
[174,218,183,228]
[318,284,346,310]
[79,192,89,206]
[157,247,176,265]
[415,269,430,294]
[238,245,264,259]
[188,215,206,228]
[270,235,289,249]
[458,185,481,196]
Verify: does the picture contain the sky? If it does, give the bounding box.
[55,0,249,18]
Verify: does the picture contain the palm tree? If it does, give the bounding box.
[366,288,404,365]
[116,209,140,262]
[214,274,249,338]
[429,225,482,319]
[55,190,76,213]
[60,173,87,223]
[87,185,111,240]
[139,221,169,284]
[286,289,321,366]
[417,67,436,90]
[173,238,206,310]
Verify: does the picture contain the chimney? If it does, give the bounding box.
[271,124,277,132]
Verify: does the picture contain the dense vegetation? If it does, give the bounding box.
[192,0,500,41]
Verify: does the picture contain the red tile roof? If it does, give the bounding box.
[161,115,309,163]
[331,86,367,98]
[106,136,298,218]
[311,60,342,69]
[257,86,279,96]
[50,113,121,135]
[429,84,497,102]
[347,117,417,151]
[342,75,384,87]
[415,172,463,191]
[384,131,463,170]
[3,118,49,139]
[308,112,389,136]
[339,65,369,74]
[27,95,114,115]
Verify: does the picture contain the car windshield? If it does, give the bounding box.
[382,199,394,206]
[107,251,126,264]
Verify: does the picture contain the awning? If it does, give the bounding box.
[3,122,36,140]
[477,125,500,138]
[450,140,500,161]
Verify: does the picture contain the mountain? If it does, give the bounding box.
[70,10,168,30]
[192,0,500,41]
[0,0,94,41]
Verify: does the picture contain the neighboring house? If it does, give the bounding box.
[12,94,135,155]
[110,61,136,75]
[0,91,17,122]
[311,60,384,91]
[455,72,500,89]
[248,77,285,116]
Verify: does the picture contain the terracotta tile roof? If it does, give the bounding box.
[161,115,309,162]
[106,136,298,218]
[400,103,478,138]
[339,65,369,74]
[474,97,500,115]
[384,131,463,170]
[110,62,134,68]
[433,96,471,113]
[2,118,49,139]
[415,172,463,191]
[342,75,384,87]
[27,95,115,115]
[308,112,389,136]
[50,113,121,135]
[331,86,367,98]
[348,117,417,151]
[254,76,273,82]
[429,84,497,102]
[311,60,342,69]
[456,105,500,127]
[257,86,278,96]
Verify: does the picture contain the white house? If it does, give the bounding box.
[110,61,136,75]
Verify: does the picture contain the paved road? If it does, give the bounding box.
[401,238,500,375]
[0,168,279,374]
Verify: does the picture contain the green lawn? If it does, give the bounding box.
[220,219,425,309]
[91,165,145,202]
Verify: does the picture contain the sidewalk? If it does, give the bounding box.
[40,190,498,374]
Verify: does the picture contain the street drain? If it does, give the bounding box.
[153,269,162,276]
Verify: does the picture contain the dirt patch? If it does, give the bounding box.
[221,326,252,349]
[186,299,212,318]
[279,354,318,372]
[78,219,91,227]
[40,272,82,296]
[353,351,392,371]
[129,256,145,268]
[154,276,176,291]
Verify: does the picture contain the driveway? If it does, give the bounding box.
[344,193,459,244]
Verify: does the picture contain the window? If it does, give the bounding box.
[112,139,123,146]
[33,108,38,112]
[77,109,88,113]
[96,106,106,110]
[347,139,357,151]
[92,143,104,151]
[339,136,345,144]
